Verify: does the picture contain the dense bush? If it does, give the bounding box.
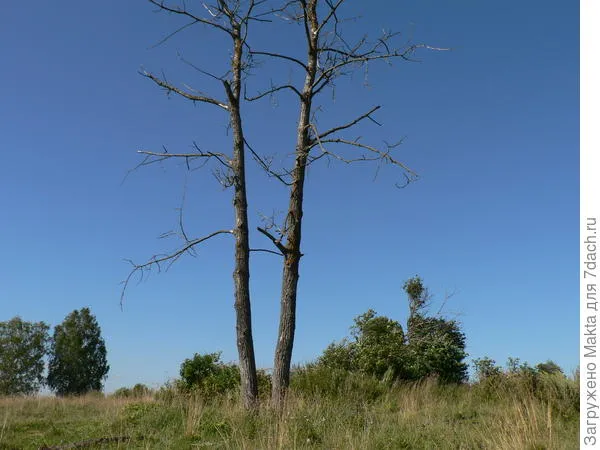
[113,383,152,399]
[180,352,241,397]
[406,315,467,382]
[472,357,502,382]
[316,276,468,384]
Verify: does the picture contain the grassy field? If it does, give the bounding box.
[0,373,579,449]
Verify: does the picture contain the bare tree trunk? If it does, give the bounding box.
[271,0,318,410]
[125,1,262,410]
[229,28,259,411]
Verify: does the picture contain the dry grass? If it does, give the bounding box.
[0,374,579,449]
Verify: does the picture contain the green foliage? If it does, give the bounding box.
[315,276,468,384]
[472,358,579,421]
[112,387,131,398]
[406,315,468,383]
[0,317,49,395]
[122,401,162,425]
[403,276,428,318]
[351,310,406,379]
[180,352,240,396]
[113,383,151,399]
[47,308,109,396]
[153,379,182,403]
[318,339,357,372]
[290,364,387,402]
[402,277,468,383]
[256,369,272,399]
[472,357,502,382]
[536,360,564,375]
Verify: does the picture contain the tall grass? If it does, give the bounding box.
[0,369,578,449]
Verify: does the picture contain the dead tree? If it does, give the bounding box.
[122,0,273,410]
[247,0,446,409]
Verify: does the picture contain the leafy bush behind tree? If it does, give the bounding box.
[178,352,271,400]
[180,352,240,396]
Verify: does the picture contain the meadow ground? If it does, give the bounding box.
[0,373,579,449]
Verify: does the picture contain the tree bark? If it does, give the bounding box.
[271,0,318,410]
[229,27,259,410]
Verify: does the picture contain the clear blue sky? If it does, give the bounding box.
[1,1,578,392]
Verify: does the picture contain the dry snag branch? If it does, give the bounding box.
[123,0,444,411]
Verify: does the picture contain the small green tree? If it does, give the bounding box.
[0,317,49,395]
[403,277,468,383]
[47,308,109,396]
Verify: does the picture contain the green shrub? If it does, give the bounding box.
[153,379,183,403]
[113,383,151,399]
[256,369,271,400]
[113,387,132,398]
[180,352,240,397]
[290,364,386,402]
[313,277,469,385]
[318,339,357,372]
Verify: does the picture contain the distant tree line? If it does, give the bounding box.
[0,307,109,396]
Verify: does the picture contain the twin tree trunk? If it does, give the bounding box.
[137,0,421,412]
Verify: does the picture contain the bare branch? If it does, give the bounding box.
[256,226,288,255]
[249,248,284,256]
[149,20,198,49]
[316,0,345,34]
[137,148,232,169]
[141,70,229,110]
[248,50,308,71]
[307,128,418,184]
[148,0,234,36]
[312,44,424,92]
[178,52,231,82]
[316,105,381,140]
[120,229,233,309]
[192,142,232,168]
[245,82,302,101]
[244,138,293,185]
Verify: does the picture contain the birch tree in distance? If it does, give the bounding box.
[245,0,445,408]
